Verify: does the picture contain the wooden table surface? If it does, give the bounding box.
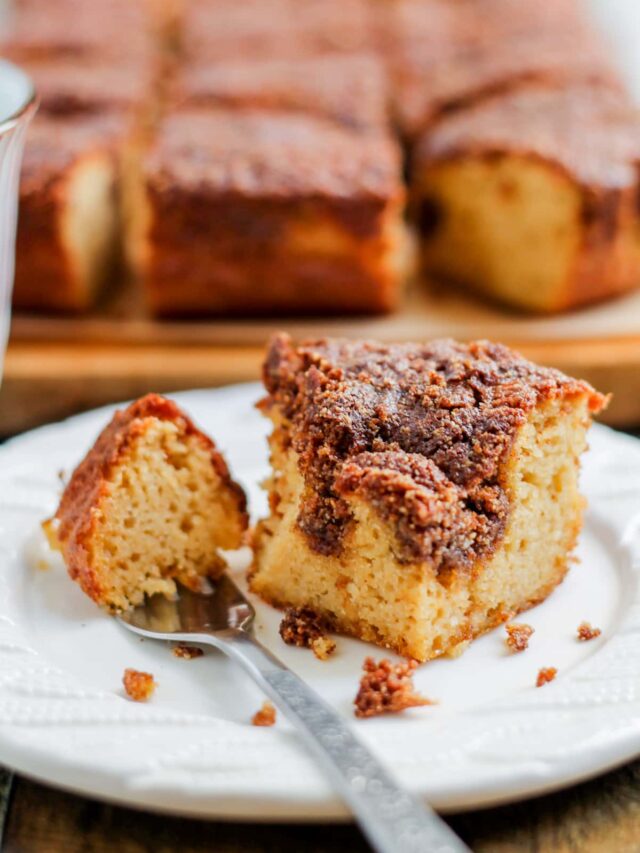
[2,349,640,853]
[3,759,640,852]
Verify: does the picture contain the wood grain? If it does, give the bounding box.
[3,335,640,436]
[5,759,640,852]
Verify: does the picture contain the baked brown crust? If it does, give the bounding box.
[384,0,623,138]
[415,86,640,191]
[144,109,401,207]
[2,0,152,60]
[19,114,125,200]
[413,85,640,311]
[54,393,248,604]
[21,57,154,117]
[261,334,605,564]
[138,108,405,316]
[184,0,376,63]
[14,113,126,313]
[175,54,389,131]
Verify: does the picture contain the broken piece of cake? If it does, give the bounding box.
[50,393,248,612]
[251,334,606,662]
[505,623,534,653]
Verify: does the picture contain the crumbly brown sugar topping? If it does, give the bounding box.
[505,622,534,653]
[577,622,601,641]
[20,113,126,196]
[262,334,604,567]
[55,393,247,577]
[146,109,401,202]
[416,85,640,190]
[354,657,434,718]
[279,607,336,660]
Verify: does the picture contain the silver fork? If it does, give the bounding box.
[118,575,470,853]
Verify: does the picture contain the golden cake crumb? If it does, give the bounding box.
[279,607,336,660]
[123,668,156,702]
[536,667,557,688]
[172,643,204,660]
[252,701,277,727]
[354,658,434,718]
[505,623,534,653]
[577,622,601,641]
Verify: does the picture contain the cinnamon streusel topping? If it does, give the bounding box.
[262,334,603,569]
[354,657,434,718]
[279,607,336,660]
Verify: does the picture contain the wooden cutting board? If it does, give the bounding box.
[4,279,640,435]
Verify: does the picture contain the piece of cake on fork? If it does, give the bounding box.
[251,335,606,662]
[50,394,248,612]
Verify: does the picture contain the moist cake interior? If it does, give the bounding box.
[53,395,247,612]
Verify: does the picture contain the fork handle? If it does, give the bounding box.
[217,630,469,853]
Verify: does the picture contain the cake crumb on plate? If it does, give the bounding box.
[505,623,534,653]
[123,668,156,702]
[172,643,204,660]
[354,657,434,718]
[577,622,601,641]
[536,667,557,688]
[252,701,277,727]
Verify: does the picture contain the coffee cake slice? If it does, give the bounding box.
[14,113,126,313]
[124,108,406,316]
[251,335,606,662]
[51,394,248,612]
[413,86,640,313]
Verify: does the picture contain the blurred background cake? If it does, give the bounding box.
[251,334,606,661]
[3,0,639,318]
[2,0,640,435]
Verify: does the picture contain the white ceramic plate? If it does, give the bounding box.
[1,383,640,820]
